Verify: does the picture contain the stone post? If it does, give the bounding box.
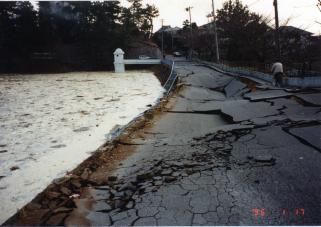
[114,48,125,73]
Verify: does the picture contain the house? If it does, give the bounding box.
[279,26,313,48]
[155,26,181,35]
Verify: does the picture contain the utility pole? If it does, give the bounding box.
[273,0,281,61]
[171,31,174,51]
[161,19,164,59]
[211,0,220,63]
[186,6,193,59]
[318,29,321,74]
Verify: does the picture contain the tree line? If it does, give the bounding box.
[154,0,320,73]
[0,1,159,73]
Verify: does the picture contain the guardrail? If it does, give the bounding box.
[124,59,162,65]
[162,59,178,95]
[107,59,178,141]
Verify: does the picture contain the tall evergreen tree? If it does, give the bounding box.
[0,1,37,55]
[0,1,160,72]
[216,0,270,62]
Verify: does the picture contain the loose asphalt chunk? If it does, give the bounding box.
[221,101,280,122]
[271,98,321,122]
[289,125,321,150]
[282,105,321,122]
[272,98,300,109]
[181,70,232,89]
[253,154,275,163]
[181,86,226,101]
[244,89,291,101]
[294,93,321,106]
[250,115,288,126]
[224,79,247,97]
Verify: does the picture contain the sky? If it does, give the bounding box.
[120,0,321,35]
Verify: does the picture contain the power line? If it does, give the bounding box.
[249,0,262,7]
[293,4,317,8]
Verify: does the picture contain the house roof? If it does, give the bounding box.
[279,26,313,36]
[155,26,181,34]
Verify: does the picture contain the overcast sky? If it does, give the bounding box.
[120,0,321,35]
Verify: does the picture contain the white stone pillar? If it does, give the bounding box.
[114,48,125,73]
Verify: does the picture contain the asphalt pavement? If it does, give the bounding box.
[67,61,321,225]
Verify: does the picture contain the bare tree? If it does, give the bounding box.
[281,17,293,27]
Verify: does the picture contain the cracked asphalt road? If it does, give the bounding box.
[67,62,321,225]
[9,61,321,226]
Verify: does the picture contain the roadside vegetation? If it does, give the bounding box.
[153,0,321,75]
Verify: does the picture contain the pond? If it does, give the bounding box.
[0,71,164,224]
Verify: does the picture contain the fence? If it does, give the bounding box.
[195,59,321,88]
[195,59,274,83]
[219,60,321,78]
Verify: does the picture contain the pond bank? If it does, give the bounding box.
[0,70,166,224]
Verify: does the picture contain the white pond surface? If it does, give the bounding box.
[0,71,164,224]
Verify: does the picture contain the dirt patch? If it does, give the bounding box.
[239,77,258,91]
